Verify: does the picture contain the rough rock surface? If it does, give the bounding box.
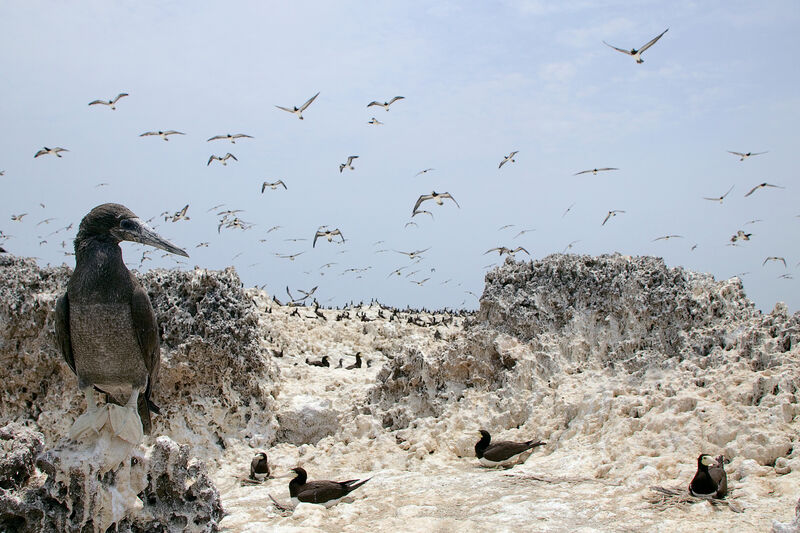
[0,255,278,458]
[0,427,222,533]
[774,497,800,533]
[0,423,44,490]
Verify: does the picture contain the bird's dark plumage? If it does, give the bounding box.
[54,203,188,441]
[475,430,545,467]
[689,454,727,498]
[289,467,370,507]
[250,452,270,481]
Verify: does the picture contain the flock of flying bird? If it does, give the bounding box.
[2,25,792,310]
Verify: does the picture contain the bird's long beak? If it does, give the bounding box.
[116,218,189,257]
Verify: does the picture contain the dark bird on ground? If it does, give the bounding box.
[602,210,625,226]
[744,182,784,197]
[313,228,344,247]
[88,93,129,110]
[208,153,237,166]
[339,156,359,172]
[763,256,787,267]
[728,150,768,161]
[367,96,404,111]
[412,191,459,214]
[484,246,529,257]
[305,356,330,368]
[689,454,727,498]
[345,353,362,370]
[262,180,287,192]
[603,28,668,63]
[574,167,618,176]
[704,185,734,203]
[54,203,188,443]
[275,91,320,120]
[289,467,371,507]
[207,133,253,143]
[34,147,68,158]
[140,130,185,141]
[474,430,545,467]
[250,452,270,481]
[499,151,518,169]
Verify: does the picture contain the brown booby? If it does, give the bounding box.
[54,203,189,443]
[689,454,727,498]
[250,452,270,481]
[474,430,545,467]
[289,467,370,507]
[345,352,362,370]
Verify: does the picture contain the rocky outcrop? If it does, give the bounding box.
[0,426,222,533]
[0,423,44,490]
[0,255,278,453]
[369,254,799,469]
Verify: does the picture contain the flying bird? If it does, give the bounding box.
[54,203,189,443]
[653,234,683,241]
[562,203,575,217]
[34,147,68,158]
[415,168,435,176]
[602,210,626,226]
[574,168,618,176]
[313,228,344,247]
[411,210,434,219]
[744,182,784,197]
[728,150,768,161]
[603,28,669,63]
[703,185,734,203]
[367,117,384,125]
[140,130,185,141]
[485,246,529,257]
[207,133,253,143]
[514,228,535,239]
[498,151,518,169]
[88,92,129,110]
[262,180,287,192]
[763,256,787,267]
[169,205,190,222]
[396,248,430,260]
[367,96,405,110]
[410,278,431,286]
[276,252,305,261]
[288,467,370,508]
[412,191,460,214]
[730,230,751,242]
[275,91,320,120]
[339,156,359,173]
[208,153,238,166]
[11,213,27,222]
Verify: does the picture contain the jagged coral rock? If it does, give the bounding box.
[0,423,44,490]
[0,256,278,453]
[0,428,222,533]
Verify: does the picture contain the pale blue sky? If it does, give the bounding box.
[1,1,798,310]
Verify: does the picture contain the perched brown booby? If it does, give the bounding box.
[689,454,727,498]
[474,430,545,467]
[305,356,330,367]
[54,203,188,443]
[289,466,370,507]
[345,353,362,370]
[250,452,270,481]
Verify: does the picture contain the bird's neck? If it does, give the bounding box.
[71,237,133,302]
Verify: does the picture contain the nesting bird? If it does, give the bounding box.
[54,203,189,444]
[689,454,727,498]
[289,467,371,507]
[250,452,270,481]
[474,430,545,468]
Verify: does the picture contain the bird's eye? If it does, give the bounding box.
[119,219,136,231]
